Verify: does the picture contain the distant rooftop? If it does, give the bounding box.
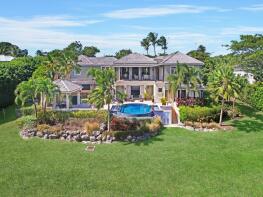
[0,55,14,62]
[53,79,82,93]
[78,51,204,66]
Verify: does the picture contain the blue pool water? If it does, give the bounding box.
[119,103,152,116]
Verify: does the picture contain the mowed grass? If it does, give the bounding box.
[0,104,263,196]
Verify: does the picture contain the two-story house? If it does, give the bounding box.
[70,51,204,104]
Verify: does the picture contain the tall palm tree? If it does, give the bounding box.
[184,66,202,98]
[87,68,116,132]
[147,32,158,56]
[35,77,57,112]
[140,38,151,55]
[157,36,168,55]
[15,79,38,117]
[167,63,187,101]
[208,64,239,125]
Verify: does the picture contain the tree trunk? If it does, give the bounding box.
[107,103,110,132]
[33,103,38,118]
[219,98,224,126]
[153,45,156,56]
[146,49,149,55]
[232,99,235,119]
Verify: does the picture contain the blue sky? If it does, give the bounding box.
[1,0,263,56]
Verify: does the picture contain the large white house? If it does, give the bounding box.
[69,52,205,104]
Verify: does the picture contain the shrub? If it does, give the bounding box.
[16,115,37,129]
[37,111,70,125]
[71,110,107,122]
[179,105,221,122]
[110,117,140,131]
[84,121,100,135]
[37,124,50,132]
[49,125,63,133]
[146,122,161,133]
[160,97,167,105]
[249,84,263,111]
[19,105,39,116]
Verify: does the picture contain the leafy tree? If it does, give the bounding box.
[115,49,132,59]
[184,66,202,98]
[147,32,158,56]
[207,63,239,125]
[140,38,150,55]
[82,46,100,57]
[0,57,37,108]
[15,79,38,117]
[87,68,117,131]
[157,36,168,55]
[187,45,210,62]
[226,34,263,81]
[36,50,48,56]
[0,42,28,57]
[64,41,83,56]
[167,63,187,101]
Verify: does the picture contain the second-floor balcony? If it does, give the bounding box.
[118,67,162,81]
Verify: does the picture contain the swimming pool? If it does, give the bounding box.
[118,103,153,117]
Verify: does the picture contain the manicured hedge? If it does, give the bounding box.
[179,105,221,122]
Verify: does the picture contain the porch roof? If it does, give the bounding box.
[53,79,82,94]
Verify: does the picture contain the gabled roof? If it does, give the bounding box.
[160,52,204,65]
[114,53,156,64]
[78,55,117,66]
[53,79,82,93]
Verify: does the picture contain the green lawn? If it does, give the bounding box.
[0,104,263,196]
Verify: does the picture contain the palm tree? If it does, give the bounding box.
[208,64,239,125]
[35,77,57,113]
[15,79,38,117]
[184,66,202,98]
[167,63,187,101]
[157,36,168,55]
[45,53,61,80]
[87,68,116,132]
[147,32,158,56]
[140,38,150,55]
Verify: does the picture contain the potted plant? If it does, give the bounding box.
[160,97,167,106]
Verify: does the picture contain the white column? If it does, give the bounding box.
[66,94,70,109]
[77,92,81,105]
[153,83,156,102]
[52,94,57,109]
[139,67,142,80]
[129,67,132,80]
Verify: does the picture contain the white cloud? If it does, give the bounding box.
[221,26,263,35]
[240,4,263,11]
[104,5,227,19]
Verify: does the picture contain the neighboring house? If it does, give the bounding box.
[0,55,14,62]
[70,52,204,104]
[234,67,255,84]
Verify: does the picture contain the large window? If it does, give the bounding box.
[120,68,129,80]
[82,84,91,90]
[132,67,139,80]
[171,67,176,74]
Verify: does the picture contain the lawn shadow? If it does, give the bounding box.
[122,129,165,146]
[0,105,17,125]
[232,103,263,133]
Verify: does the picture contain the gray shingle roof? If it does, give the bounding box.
[53,79,82,93]
[114,53,157,64]
[160,52,204,65]
[78,55,117,66]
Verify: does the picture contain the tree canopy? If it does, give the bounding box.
[115,49,132,59]
[0,42,28,57]
[82,46,100,57]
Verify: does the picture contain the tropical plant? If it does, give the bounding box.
[207,63,240,125]
[87,68,117,131]
[140,38,151,55]
[167,63,187,101]
[35,77,57,113]
[15,79,38,117]
[157,36,168,55]
[184,66,202,98]
[147,32,158,56]
[187,45,210,62]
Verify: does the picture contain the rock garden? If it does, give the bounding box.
[17,107,163,144]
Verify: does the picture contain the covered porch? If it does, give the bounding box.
[53,79,82,110]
